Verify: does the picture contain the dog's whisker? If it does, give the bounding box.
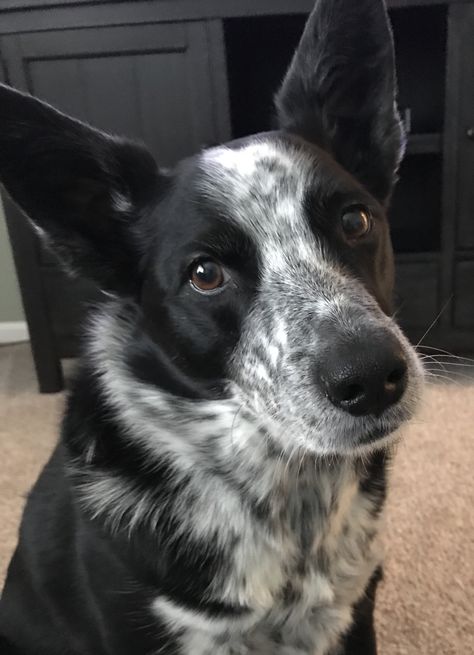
[422,363,474,378]
[423,371,471,388]
[423,368,474,382]
[418,355,474,369]
[416,346,474,364]
[415,296,454,348]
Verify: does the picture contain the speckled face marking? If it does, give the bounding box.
[199,138,424,456]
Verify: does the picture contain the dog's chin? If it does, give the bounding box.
[299,418,408,458]
[332,424,404,457]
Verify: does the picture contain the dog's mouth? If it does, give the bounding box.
[318,417,404,456]
[320,385,420,455]
[355,423,399,446]
[272,377,420,456]
[257,399,413,458]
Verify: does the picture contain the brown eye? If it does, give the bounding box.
[190,259,225,292]
[341,207,372,240]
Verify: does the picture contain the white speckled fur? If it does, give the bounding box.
[77,139,424,654]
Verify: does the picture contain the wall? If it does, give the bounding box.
[0,197,26,335]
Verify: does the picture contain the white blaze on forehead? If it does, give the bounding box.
[205,140,299,177]
[201,141,314,234]
[201,140,352,296]
[200,139,335,289]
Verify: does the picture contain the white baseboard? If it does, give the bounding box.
[0,321,29,344]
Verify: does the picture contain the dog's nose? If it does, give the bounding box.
[315,334,408,417]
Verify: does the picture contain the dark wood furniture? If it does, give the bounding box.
[1,0,473,391]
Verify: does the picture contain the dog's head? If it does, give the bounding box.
[0,0,423,456]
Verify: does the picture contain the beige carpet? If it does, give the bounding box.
[0,343,473,654]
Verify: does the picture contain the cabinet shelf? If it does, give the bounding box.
[395,252,440,263]
[406,133,443,155]
[390,153,443,253]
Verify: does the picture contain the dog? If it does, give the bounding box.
[0,0,424,653]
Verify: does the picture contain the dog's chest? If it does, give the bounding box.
[153,465,383,655]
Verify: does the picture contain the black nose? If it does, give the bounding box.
[315,333,408,417]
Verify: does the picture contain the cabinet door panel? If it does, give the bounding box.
[1,22,218,166]
[0,21,227,363]
[395,260,439,329]
[454,262,474,328]
[450,5,474,248]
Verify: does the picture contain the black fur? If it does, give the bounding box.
[275,0,404,203]
[0,2,417,653]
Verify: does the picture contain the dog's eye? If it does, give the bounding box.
[189,259,226,292]
[341,207,372,240]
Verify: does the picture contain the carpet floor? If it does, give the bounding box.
[0,343,473,654]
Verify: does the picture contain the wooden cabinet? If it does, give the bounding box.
[448,4,474,338]
[1,16,230,390]
[1,0,473,391]
[450,4,474,249]
[454,261,474,328]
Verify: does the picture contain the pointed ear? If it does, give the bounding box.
[275,0,405,204]
[0,83,162,292]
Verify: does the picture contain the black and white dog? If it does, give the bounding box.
[0,1,424,653]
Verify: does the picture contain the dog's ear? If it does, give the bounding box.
[0,83,162,292]
[275,0,404,204]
